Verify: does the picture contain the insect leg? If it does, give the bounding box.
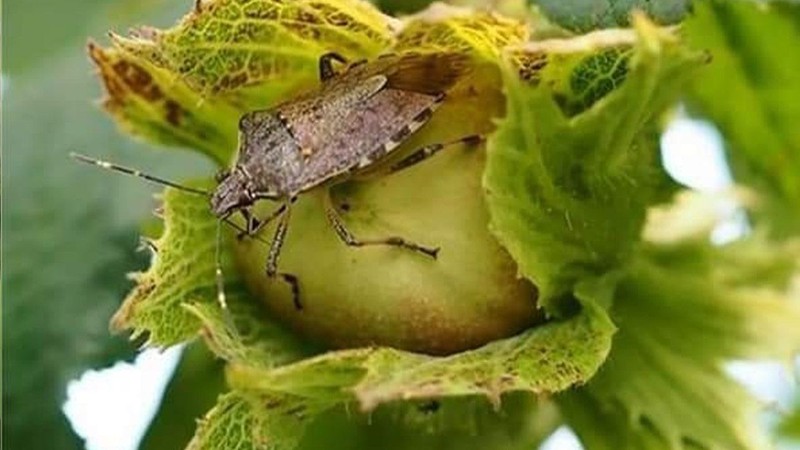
[265,203,302,310]
[237,204,287,240]
[389,135,484,174]
[324,191,439,259]
[319,52,348,82]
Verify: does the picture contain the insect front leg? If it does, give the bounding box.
[389,135,484,174]
[323,190,439,259]
[265,202,302,310]
[237,203,288,240]
[318,52,348,82]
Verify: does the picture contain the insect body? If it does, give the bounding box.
[75,51,481,310]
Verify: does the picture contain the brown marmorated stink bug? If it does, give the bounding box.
[73,51,482,310]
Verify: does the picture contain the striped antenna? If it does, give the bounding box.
[215,220,230,311]
[70,152,213,197]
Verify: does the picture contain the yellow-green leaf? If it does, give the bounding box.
[119,0,396,98]
[393,4,529,58]
[89,42,241,164]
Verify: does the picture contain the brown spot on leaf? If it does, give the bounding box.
[515,51,548,84]
[216,72,249,92]
[165,100,183,126]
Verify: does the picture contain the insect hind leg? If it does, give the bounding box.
[389,135,484,174]
[324,191,439,259]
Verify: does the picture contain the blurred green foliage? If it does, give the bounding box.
[685,0,800,237]
[138,343,226,450]
[2,1,213,449]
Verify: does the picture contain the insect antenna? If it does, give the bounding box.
[70,152,213,197]
[72,152,278,324]
[214,220,229,311]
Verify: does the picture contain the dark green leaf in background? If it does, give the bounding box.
[527,0,691,32]
[138,343,226,450]
[2,2,212,449]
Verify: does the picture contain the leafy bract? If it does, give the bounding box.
[684,0,800,237]
[528,0,690,32]
[191,392,558,450]
[484,15,703,312]
[134,0,395,97]
[393,4,528,58]
[555,189,800,450]
[190,304,613,449]
[89,43,241,164]
[110,185,312,364]
[561,236,800,450]
[126,184,612,449]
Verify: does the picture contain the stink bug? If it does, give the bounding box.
[74,51,482,310]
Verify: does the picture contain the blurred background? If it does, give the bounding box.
[2,1,799,450]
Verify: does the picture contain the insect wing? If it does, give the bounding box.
[285,53,470,192]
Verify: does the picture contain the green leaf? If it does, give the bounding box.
[559,234,800,450]
[484,16,704,312]
[187,302,612,449]
[528,0,690,32]
[190,392,561,450]
[684,0,800,237]
[109,181,222,345]
[393,5,529,58]
[139,343,227,450]
[557,389,676,450]
[88,43,241,165]
[131,0,395,97]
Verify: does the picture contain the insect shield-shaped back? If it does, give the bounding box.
[216,51,473,212]
[277,52,473,186]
